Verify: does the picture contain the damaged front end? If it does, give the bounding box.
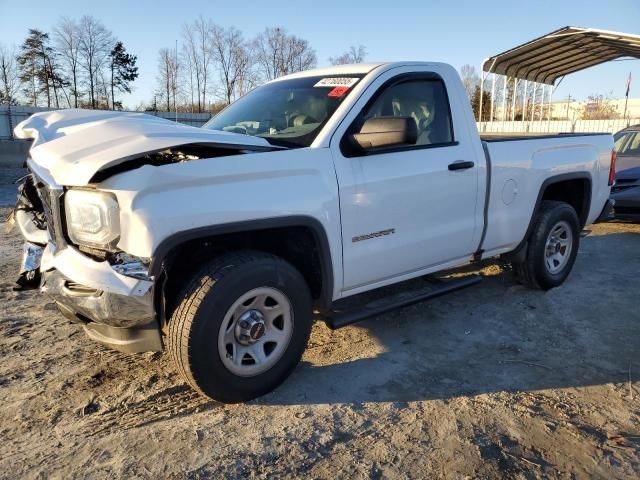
[10,173,58,290]
[9,168,161,353]
[17,242,44,290]
[9,109,283,353]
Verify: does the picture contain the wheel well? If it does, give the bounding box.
[540,178,590,226]
[158,226,328,322]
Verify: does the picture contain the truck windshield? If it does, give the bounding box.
[203,75,363,148]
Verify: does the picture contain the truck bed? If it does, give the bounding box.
[479,132,614,259]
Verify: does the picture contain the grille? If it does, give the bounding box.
[32,174,65,249]
[37,185,53,224]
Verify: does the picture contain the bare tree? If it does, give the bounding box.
[78,15,114,108]
[54,17,82,107]
[210,25,250,104]
[253,27,316,81]
[171,47,179,113]
[235,55,260,98]
[47,52,70,108]
[194,17,213,110]
[94,67,111,109]
[157,48,171,112]
[180,40,196,112]
[181,17,214,112]
[252,27,281,82]
[156,47,179,112]
[182,28,200,112]
[285,35,316,74]
[0,44,21,104]
[459,64,479,100]
[581,93,619,120]
[329,45,366,65]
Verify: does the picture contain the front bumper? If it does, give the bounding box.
[38,246,162,352]
[595,199,615,223]
[44,269,162,353]
[42,268,155,328]
[610,186,640,219]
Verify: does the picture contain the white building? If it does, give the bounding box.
[549,97,640,121]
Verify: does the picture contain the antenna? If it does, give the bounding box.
[175,39,178,123]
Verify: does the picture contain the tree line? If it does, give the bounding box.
[0,22,621,120]
[0,14,366,113]
[0,16,138,110]
[154,17,367,114]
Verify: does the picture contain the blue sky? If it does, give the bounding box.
[1,0,638,108]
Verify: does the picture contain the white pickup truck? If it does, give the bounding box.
[12,62,615,403]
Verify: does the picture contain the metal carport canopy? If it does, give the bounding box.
[482,26,640,85]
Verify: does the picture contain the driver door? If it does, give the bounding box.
[331,70,480,292]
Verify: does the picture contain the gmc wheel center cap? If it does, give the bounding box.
[236,310,266,344]
[250,322,265,340]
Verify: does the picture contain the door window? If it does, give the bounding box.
[614,132,640,156]
[619,132,640,156]
[614,132,630,151]
[361,79,454,146]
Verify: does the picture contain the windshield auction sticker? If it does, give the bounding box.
[314,77,360,88]
[327,86,350,97]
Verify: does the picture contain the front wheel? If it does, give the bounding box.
[167,251,313,403]
[512,200,580,290]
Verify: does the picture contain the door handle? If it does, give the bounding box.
[448,160,475,171]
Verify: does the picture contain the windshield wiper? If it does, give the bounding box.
[260,137,299,149]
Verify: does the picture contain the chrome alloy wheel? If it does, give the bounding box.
[544,220,573,274]
[218,287,293,377]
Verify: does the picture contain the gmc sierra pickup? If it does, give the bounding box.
[11,62,615,402]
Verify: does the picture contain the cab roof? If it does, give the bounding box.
[271,62,449,82]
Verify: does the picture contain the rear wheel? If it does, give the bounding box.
[167,251,313,403]
[512,200,580,290]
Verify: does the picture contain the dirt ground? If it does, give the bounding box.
[1,168,639,479]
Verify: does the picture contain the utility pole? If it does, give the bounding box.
[565,94,572,119]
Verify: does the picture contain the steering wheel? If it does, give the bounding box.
[288,115,318,128]
[224,125,248,135]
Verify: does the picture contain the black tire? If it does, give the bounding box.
[167,251,313,403]
[512,200,580,290]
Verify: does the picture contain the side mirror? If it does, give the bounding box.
[350,116,417,151]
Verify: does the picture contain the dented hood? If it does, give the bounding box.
[14,109,275,186]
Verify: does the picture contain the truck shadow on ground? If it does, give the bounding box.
[259,230,640,406]
[7,229,639,433]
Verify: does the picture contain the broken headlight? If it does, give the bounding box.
[64,189,120,249]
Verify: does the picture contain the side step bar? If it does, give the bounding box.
[324,275,482,330]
